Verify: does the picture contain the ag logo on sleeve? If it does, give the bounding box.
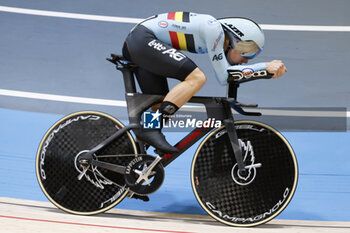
[212,53,223,61]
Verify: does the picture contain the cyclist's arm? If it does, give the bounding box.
[228,61,287,79]
[200,16,230,85]
[227,62,267,74]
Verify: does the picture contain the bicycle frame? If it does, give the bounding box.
[127,93,227,167]
[119,58,257,170]
[81,54,265,172]
[81,92,243,169]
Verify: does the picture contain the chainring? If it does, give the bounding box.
[124,155,164,195]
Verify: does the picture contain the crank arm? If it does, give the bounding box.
[135,156,162,185]
[145,156,162,177]
[90,160,126,174]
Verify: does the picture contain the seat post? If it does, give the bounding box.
[120,68,137,93]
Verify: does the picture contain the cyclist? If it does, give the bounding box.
[122,12,287,153]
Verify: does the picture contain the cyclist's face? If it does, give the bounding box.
[226,48,248,65]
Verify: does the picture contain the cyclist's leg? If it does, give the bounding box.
[125,25,205,115]
[124,25,203,152]
[163,68,206,109]
[125,69,176,152]
[134,68,169,95]
[134,69,206,113]
[134,68,169,111]
[156,68,206,123]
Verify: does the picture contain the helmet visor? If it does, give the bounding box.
[232,40,262,59]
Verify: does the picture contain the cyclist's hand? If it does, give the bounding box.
[266,60,287,79]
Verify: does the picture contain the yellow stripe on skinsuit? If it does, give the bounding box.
[175,12,183,22]
[177,32,188,51]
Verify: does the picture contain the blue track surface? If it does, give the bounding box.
[1,108,349,221]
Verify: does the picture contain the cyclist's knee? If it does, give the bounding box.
[185,68,206,89]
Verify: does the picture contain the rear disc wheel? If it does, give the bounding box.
[36,111,138,215]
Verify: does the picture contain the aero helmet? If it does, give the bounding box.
[218,17,264,59]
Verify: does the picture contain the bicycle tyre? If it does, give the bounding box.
[36,111,138,215]
[191,121,298,227]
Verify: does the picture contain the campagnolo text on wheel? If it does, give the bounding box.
[36,12,297,227]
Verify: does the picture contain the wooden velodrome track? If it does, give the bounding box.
[1,197,349,233]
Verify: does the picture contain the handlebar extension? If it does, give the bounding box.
[227,70,273,84]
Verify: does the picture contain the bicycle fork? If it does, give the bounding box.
[223,119,246,173]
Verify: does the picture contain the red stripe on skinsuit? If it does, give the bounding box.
[167,12,175,20]
[169,31,180,49]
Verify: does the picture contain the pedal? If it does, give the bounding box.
[128,193,150,202]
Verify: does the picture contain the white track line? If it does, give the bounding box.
[261,24,350,32]
[0,89,348,117]
[0,6,143,23]
[0,89,126,107]
[1,6,350,32]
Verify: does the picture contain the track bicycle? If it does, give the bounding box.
[36,54,298,227]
